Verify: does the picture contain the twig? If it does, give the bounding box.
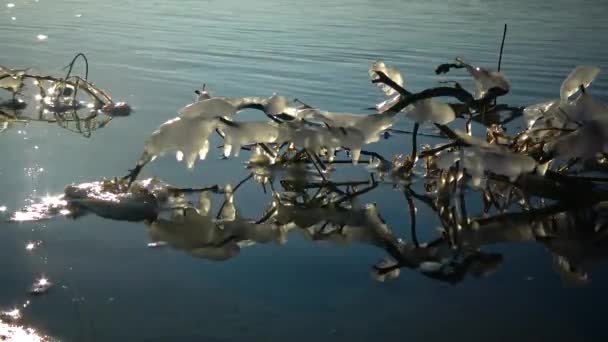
[497,24,507,72]
[215,173,253,219]
[404,189,419,248]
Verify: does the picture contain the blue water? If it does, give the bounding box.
[2,0,608,340]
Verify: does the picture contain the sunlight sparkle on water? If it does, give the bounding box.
[0,320,50,342]
[10,194,69,222]
[30,276,52,295]
[36,34,48,41]
[6,3,15,8]
[25,241,41,252]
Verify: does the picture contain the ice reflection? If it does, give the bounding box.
[7,166,608,287]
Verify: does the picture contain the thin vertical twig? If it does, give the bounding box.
[497,24,508,72]
[411,122,419,161]
[404,189,419,248]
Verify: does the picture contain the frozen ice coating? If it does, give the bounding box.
[217,119,280,157]
[375,93,401,113]
[199,191,212,216]
[0,74,22,91]
[298,109,400,142]
[523,100,559,128]
[560,66,600,101]
[144,116,216,169]
[455,58,510,99]
[0,65,25,91]
[265,94,288,116]
[406,98,456,125]
[221,219,287,245]
[195,83,212,101]
[325,125,365,164]
[544,118,608,160]
[371,258,401,282]
[439,146,537,186]
[178,98,237,119]
[435,150,462,169]
[277,121,365,163]
[219,184,236,221]
[369,59,404,96]
[568,93,608,122]
[305,110,365,127]
[248,144,277,166]
[148,208,240,261]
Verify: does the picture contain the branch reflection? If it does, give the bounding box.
[9,164,608,287]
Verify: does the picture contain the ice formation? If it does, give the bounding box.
[455,58,510,99]
[0,64,25,92]
[369,59,404,97]
[406,98,456,125]
[143,115,216,169]
[437,145,537,187]
[217,119,281,157]
[560,66,600,101]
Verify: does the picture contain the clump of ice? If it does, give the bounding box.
[455,57,510,99]
[560,66,600,102]
[544,117,608,160]
[144,116,216,169]
[177,98,237,119]
[369,59,404,97]
[217,119,280,157]
[406,98,455,125]
[438,145,537,187]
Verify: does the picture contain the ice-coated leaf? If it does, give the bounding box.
[568,92,608,122]
[439,145,537,186]
[177,98,237,119]
[369,59,404,96]
[456,58,510,99]
[523,100,559,128]
[149,207,240,261]
[144,116,216,169]
[544,117,608,160]
[265,94,288,115]
[217,120,280,157]
[406,98,455,124]
[560,65,600,101]
[297,109,399,144]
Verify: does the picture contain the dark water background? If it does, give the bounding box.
[2,0,608,340]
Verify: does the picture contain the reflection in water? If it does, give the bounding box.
[8,164,608,287]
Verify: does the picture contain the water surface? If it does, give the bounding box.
[2,0,608,341]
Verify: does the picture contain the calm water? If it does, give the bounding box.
[2,0,608,340]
